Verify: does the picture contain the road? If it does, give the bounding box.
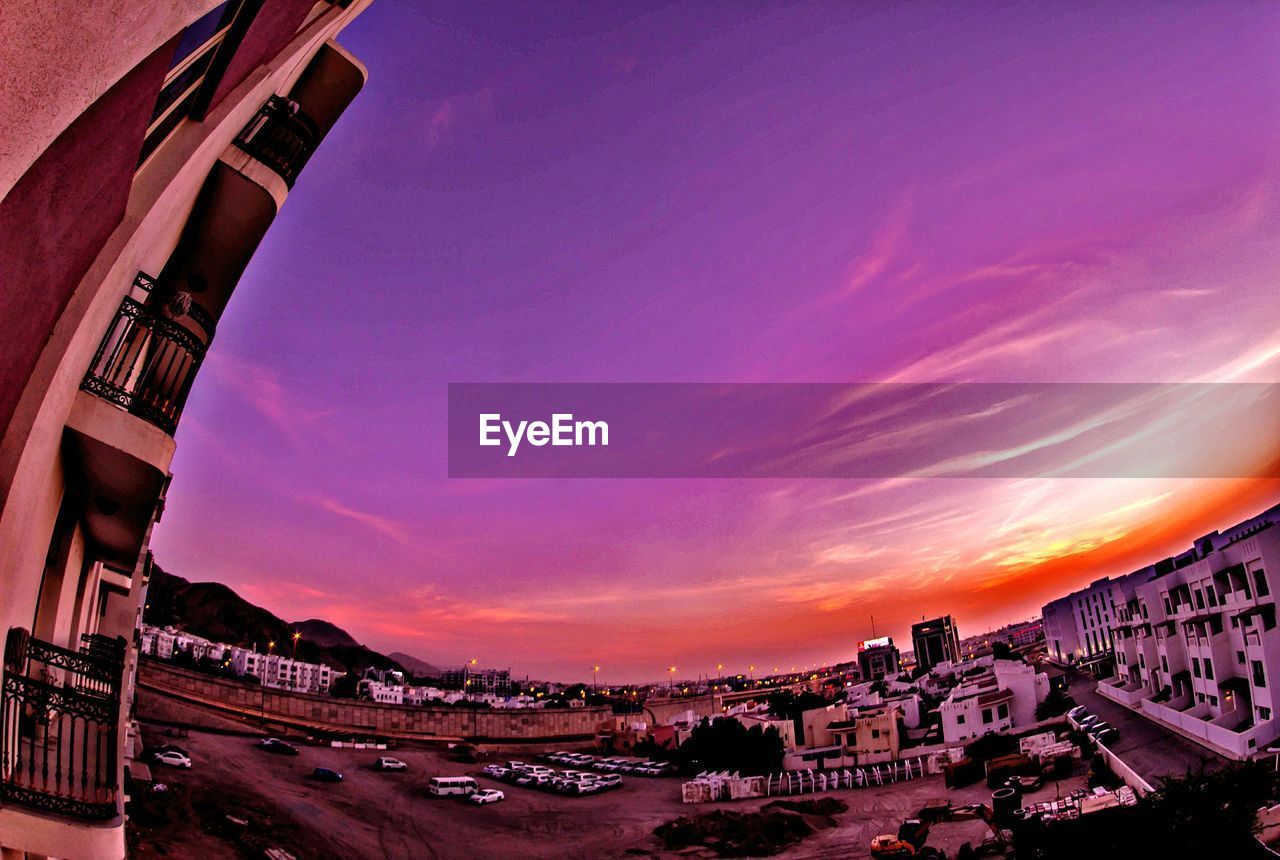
[1063,668,1228,784]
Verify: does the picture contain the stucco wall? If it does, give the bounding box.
[0,36,178,445]
[140,659,612,741]
[0,0,219,201]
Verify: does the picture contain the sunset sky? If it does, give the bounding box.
[151,1,1280,682]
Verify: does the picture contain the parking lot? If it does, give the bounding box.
[130,724,1089,859]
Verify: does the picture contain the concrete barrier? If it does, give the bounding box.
[138,659,610,743]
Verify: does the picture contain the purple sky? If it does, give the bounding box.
[152,1,1280,682]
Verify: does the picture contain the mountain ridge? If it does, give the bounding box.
[143,565,437,679]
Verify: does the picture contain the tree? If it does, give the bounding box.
[675,717,784,776]
[329,672,358,699]
[1034,688,1074,721]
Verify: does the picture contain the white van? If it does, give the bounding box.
[428,776,478,796]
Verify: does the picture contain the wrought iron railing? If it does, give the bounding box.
[2,628,126,821]
[234,95,320,187]
[81,273,208,435]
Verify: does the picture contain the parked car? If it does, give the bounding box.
[483,764,508,777]
[595,774,623,789]
[1067,706,1088,720]
[259,738,300,756]
[312,767,344,783]
[375,756,408,771]
[1088,721,1112,736]
[1095,727,1120,745]
[1078,715,1100,728]
[153,750,192,769]
[469,789,505,804]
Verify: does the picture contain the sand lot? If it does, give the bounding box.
[129,725,1086,859]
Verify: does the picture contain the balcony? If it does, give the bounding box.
[80,273,209,436]
[1,628,126,821]
[234,96,319,188]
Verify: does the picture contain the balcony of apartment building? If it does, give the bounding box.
[0,627,129,856]
[1215,563,1262,610]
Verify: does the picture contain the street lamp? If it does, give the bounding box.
[668,666,676,692]
[291,630,301,659]
[592,665,600,694]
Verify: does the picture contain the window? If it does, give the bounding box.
[982,708,993,724]
[1260,707,1272,721]
[1254,661,1266,688]
[1197,693,1205,703]
[1206,588,1217,608]
[1194,589,1205,610]
[1161,656,1169,672]
[1192,657,1201,678]
[957,714,965,725]
[1256,570,1270,598]
[138,1,251,166]
[998,703,1009,720]
[1139,654,1146,669]
[1239,651,1247,664]
[1209,695,1218,707]
[1164,596,1173,615]
[1204,658,1213,680]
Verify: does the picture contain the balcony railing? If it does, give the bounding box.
[81,273,208,436]
[234,95,319,187]
[2,628,126,821]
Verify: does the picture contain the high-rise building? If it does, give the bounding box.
[0,3,374,856]
[857,636,901,680]
[911,615,961,671]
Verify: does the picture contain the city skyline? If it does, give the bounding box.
[148,0,1280,681]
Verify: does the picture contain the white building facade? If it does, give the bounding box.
[1099,505,1280,759]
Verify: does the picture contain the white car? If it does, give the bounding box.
[153,750,192,769]
[469,789,505,804]
[375,756,408,771]
[482,764,508,777]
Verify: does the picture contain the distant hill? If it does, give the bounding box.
[143,565,423,677]
[387,651,442,677]
[294,619,361,649]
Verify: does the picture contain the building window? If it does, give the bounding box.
[1192,658,1201,678]
[138,1,252,165]
[998,703,1009,720]
[1238,651,1246,665]
[1206,588,1217,607]
[1256,570,1270,598]
[957,714,965,725]
[1260,707,1272,721]
[1204,658,1213,680]
[1197,693,1205,703]
[1209,695,1218,707]
[982,708,993,724]
[1194,589,1205,610]
[1254,661,1267,688]
[1161,656,1169,672]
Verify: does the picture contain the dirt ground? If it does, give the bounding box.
[128,724,1088,859]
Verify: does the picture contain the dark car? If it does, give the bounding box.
[312,767,344,782]
[258,738,300,756]
[1095,727,1120,746]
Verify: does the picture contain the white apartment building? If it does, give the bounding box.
[140,624,228,663]
[938,659,1050,744]
[229,648,336,694]
[1042,577,1119,666]
[1099,505,1280,759]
